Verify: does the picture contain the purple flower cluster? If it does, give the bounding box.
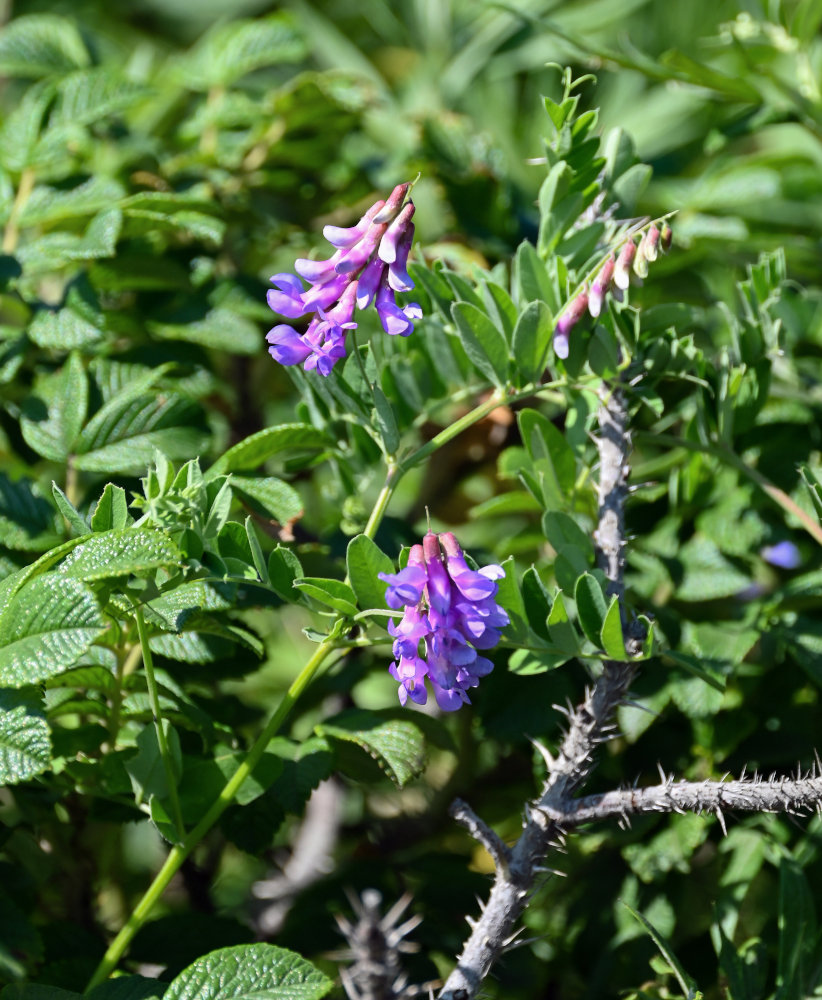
[378,532,509,711]
[553,220,672,360]
[266,183,422,376]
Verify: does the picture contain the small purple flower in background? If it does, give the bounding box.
[266,183,422,375]
[761,541,801,569]
[378,532,509,711]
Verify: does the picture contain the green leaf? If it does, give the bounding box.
[149,310,260,354]
[17,208,122,273]
[518,409,576,509]
[244,518,268,584]
[208,425,330,477]
[28,307,105,350]
[316,709,426,788]
[0,15,90,78]
[514,240,557,311]
[493,557,531,644]
[52,482,90,536]
[346,534,395,613]
[20,352,87,462]
[268,546,303,603]
[0,573,103,685]
[451,301,509,386]
[0,473,62,552]
[125,721,182,806]
[600,595,627,660]
[575,572,608,647]
[512,300,553,384]
[58,529,181,581]
[293,577,358,616]
[164,943,332,1000]
[371,385,400,455]
[176,15,307,90]
[90,483,129,532]
[86,977,164,1000]
[622,902,701,1000]
[53,68,150,126]
[775,858,816,1000]
[20,177,125,227]
[74,393,209,474]
[232,477,303,525]
[542,511,594,561]
[547,591,579,653]
[0,689,51,785]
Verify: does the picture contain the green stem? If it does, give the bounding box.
[134,606,186,843]
[637,431,822,547]
[85,634,340,991]
[2,166,35,253]
[107,643,142,748]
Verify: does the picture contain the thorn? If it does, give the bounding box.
[716,807,728,836]
[656,761,667,783]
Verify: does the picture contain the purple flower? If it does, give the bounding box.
[266,183,421,375]
[378,532,509,711]
[761,541,801,569]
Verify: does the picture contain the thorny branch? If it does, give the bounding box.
[438,384,637,1000]
[435,382,822,1000]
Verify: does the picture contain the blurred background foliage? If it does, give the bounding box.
[1,0,822,998]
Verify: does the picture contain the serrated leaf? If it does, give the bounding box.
[74,393,208,474]
[208,425,330,477]
[233,476,302,524]
[53,68,150,126]
[0,15,90,78]
[293,577,358,616]
[18,208,122,272]
[316,709,425,787]
[57,529,181,581]
[0,689,51,785]
[451,301,509,386]
[176,15,306,90]
[0,573,103,685]
[512,300,553,384]
[575,572,608,647]
[346,534,395,614]
[90,483,129,532]
[600,595,627,660]
[149,309,259,353]
[164,943,332,1000]
[0,473,62,552]
[28,307,105,349]
[20,177,124,227]
[20,352,87,462]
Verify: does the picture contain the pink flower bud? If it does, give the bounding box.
[661,221,673,252]
[614,240,636,290]
[589,255,614,318]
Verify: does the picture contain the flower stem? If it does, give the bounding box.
[134,605,186,843]
[85,633,340,990]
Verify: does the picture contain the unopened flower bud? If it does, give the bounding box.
[613,240,636,290]
[589,255,614,318]
[553,290,589,360]
[640,224,660,262]
[660,221,673,252]
[373,182,410,224]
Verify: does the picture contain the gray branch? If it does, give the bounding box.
[546,770,822,828]
[438,384,636,1000]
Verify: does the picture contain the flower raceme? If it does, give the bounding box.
[378,532,509,711]
[266,183,422,376]
[553,220,672,360]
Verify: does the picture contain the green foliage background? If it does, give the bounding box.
[1,1,822,998]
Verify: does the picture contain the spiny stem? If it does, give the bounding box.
[134,605,186,843]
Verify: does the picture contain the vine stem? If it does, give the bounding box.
[85,634,340,990]
[134,605,186,842]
